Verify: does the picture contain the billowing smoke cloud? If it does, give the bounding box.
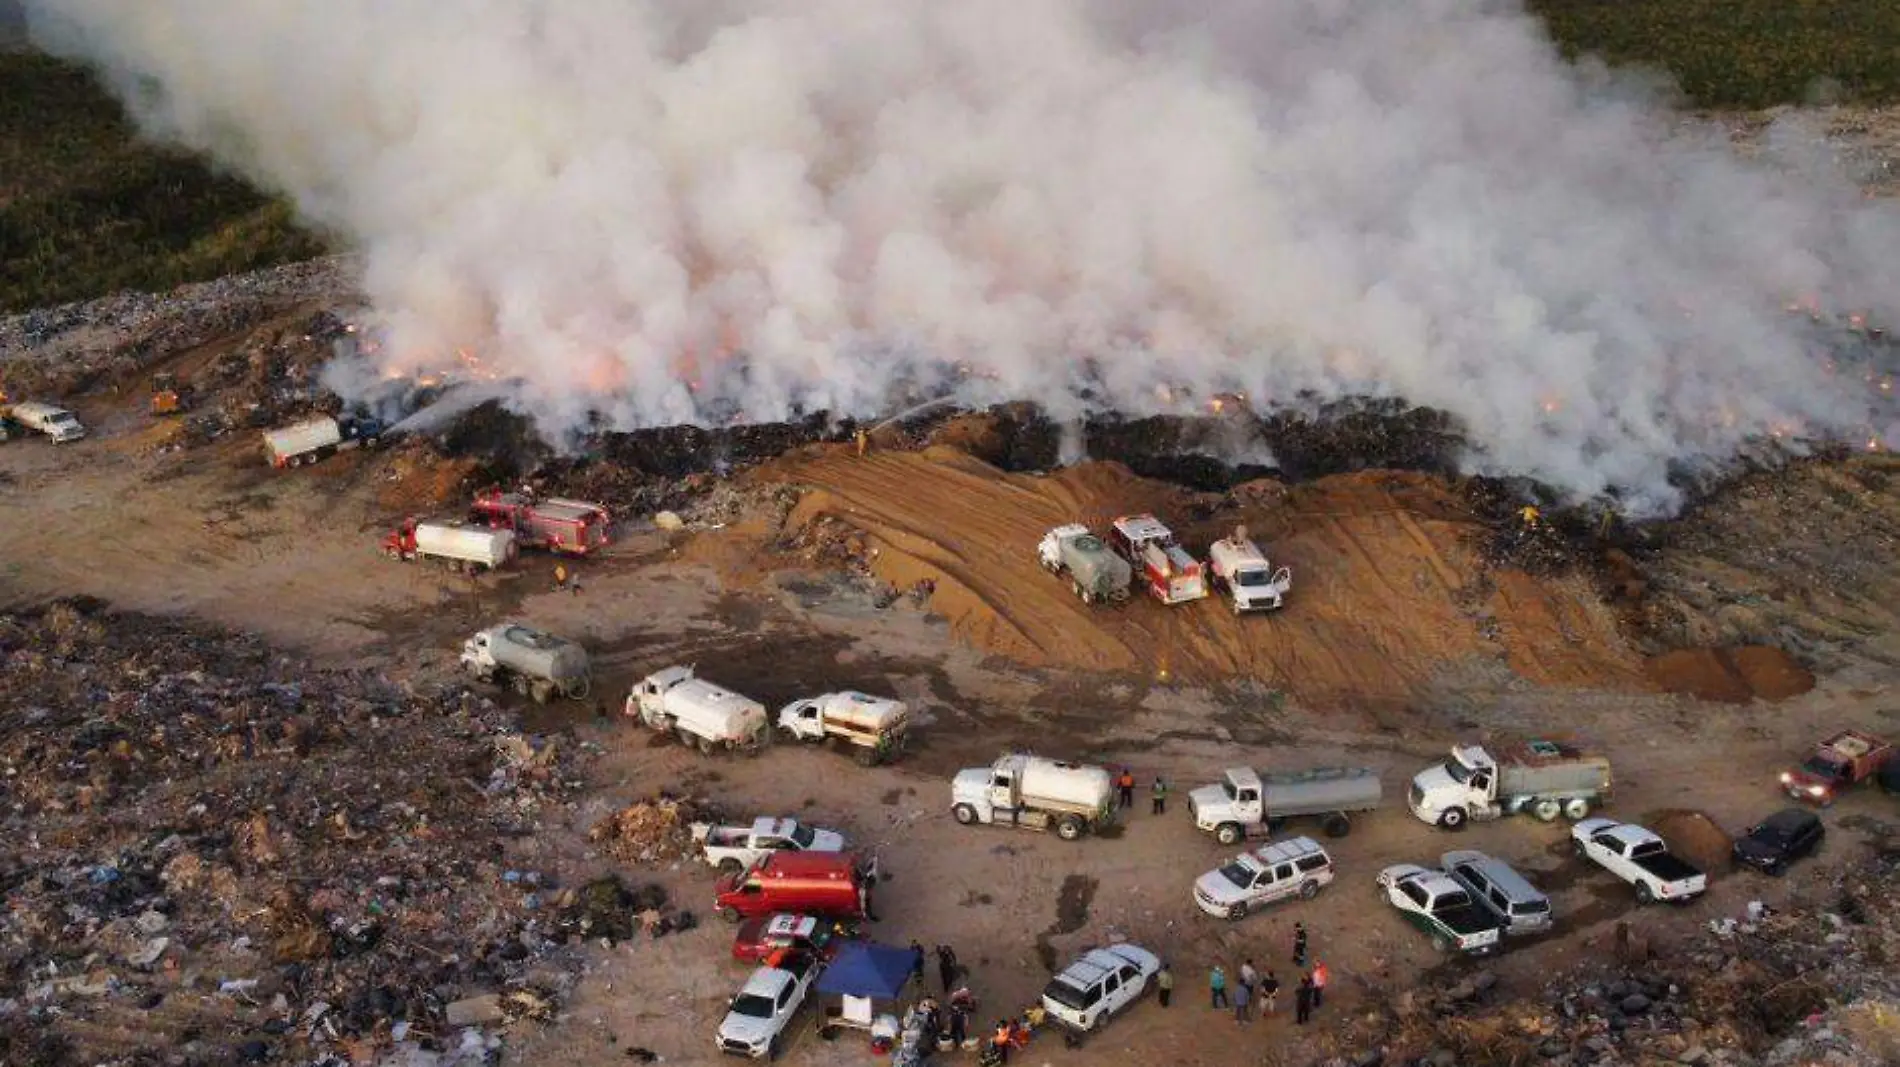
[24,0,1900,512]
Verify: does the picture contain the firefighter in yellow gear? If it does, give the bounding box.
[1518,505,1541,530]
[856,428,870,457]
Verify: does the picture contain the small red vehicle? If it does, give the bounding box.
[714,851,878,924]
[1781,730,1893,805]
[730,912,856,964]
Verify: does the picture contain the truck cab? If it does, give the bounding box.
[1190,768,1267,840]
[1208,529,1291,613]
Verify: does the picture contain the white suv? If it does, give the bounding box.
[1194,836,1335,920]
[716,952,822,1059]
[1040,943,1160,1033]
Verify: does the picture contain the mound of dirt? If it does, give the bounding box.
[748,446,1651,706]
[1648,809,1735,873]
[1643,646,1815,703]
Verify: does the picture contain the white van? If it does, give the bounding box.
[8,401,87,442]
[1441,849,1552,935]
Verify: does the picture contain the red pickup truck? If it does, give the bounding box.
[1781,730,1893,805]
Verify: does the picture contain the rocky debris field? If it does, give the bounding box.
[0,600,636,1067]
[1308,844,1900,1067]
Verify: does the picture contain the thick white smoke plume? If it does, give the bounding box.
[24,0,1900,511]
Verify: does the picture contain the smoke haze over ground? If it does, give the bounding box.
[23,0,1900,512]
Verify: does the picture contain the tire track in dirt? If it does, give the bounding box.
[753,447,1654,707]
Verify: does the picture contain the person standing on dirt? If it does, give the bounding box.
[1117,768,1135,809]
[1231,975,1251,1024]
[990,1020,1013,1063]
[1209,964,1228,1009]
[909,941,926,986]
[1295,972,1315,1025]
[1151,776,1168,815]
[856,427,870,457]
[1261,970,1281,1015]
[553,563,568,592]
[1239,958,1258,1017]
[1311,960,1329,1008]
[1292,921,1308,967]
[936,944,959,993]
[1157,961,1173,1007]
[948,1002,968,1048]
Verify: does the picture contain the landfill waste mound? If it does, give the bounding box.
[0,599,598,1067]
[587,796,721,866]
[1309,845,1900,1067]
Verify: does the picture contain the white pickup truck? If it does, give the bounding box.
[716,951,824,1059]
[1375,864,1502,956]
[1570,818,1708,905]
[691,817,846,875]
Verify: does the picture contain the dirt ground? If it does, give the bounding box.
[6,370,1900,1067]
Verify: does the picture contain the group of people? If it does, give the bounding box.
[1157,922,1330,1028]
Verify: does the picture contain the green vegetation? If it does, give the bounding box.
[3,4,1900,313]
[1528,0,1900,110]
[0,51,324,314]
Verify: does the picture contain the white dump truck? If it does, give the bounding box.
[4,401,87,442]
[1190,766,1384,844]
[776,691,911,765]
[382,518,517,572]
[263,413,386,468]
[625,666,773,754]
[951,753,1115,841]
[460,623,591,704]
[1409,740,1613,831]
[1207,526,1291,613]
[1037,524,1133,605]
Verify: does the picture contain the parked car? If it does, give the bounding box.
[1440,850,1553,936]
[1571,818,1707,904]
[1731,808,1825,876]
[1039,943,1161,1033]
[1193,837,1335,921]
[731,913,854,965]
[716,951,823,1059]
[1375,864,1501,955]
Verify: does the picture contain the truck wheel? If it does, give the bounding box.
[952,804,978,826]
[1226,902,1247,922]
[676,727,695,748]
[1321,813,1351,838]
[511,674,530,696]
[1299,880,1320,900]
[530,681,552,704]
[1215,823,1243,846]
[767,1034,781,1061]
[718,858,743,877]
[1055,816,1085,841]
[1072,579,1088,602]
[1431,934,1452,954]
[721,907,743,924]
[566,677,591,700]
[1438,808,1468,832]
[1635,884,1655,905]
[697,736,715,756]
[854,746,878,767]
[1532,799,1562,823]
[385,546,401,561]
[1563,798,1592,820]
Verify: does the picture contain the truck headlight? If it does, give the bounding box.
[1807,785,1826,796]
[1778,772,1792,785]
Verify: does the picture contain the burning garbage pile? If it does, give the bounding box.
[1320,847,1900,1067]
[0,600,597,1067]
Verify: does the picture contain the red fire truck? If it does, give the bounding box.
[1108,514,1208,605]
[468,488,611,556]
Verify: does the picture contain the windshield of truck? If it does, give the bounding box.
[1443,759,1475,785]
[1040,978,1092,1011]
[1514,897,1550,915]
[789,824,816,848]
[729,993,776,1018]
[1234,569,1272,587]
[51,414,78,427]
[1218,862,1255,889]
[1800,756,1847,781]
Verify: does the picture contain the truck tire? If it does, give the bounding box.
[718,858,744,877]
[697,736,716,756]
[721,907,743,924]
[952,804,978,826]
[511,674,530,696]
[1563,797,1592,820]
[1215,823,1244,847]
[767,1034,781,1061]
[1299,879,1320,900]
[1635,883,1655,905]
[1226,902,1247,921]
[385,546,402,561]
[1055,816,1085,841]
[530,681,552,704]
[1438,808,1468,831]
[566,677,591,700]
[854,746,878,767]
[676,727,695,748]
[1321,813,1351,838]
[1532,798,1562,822]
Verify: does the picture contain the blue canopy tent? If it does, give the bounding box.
[815,942,917,1032]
